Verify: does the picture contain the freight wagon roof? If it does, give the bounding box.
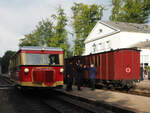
[20,46,63,51]
[66,48,140,60]
[85,48,140,57]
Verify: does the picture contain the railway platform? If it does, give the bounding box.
[55,84,150,113]
[135,80,150,90]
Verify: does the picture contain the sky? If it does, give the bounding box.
[0,0,112,57]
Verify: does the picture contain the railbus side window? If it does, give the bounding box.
[15,56,17,67]
[16,55,20,66]
[18,54,21,66]
[16,55,18,66]
[9,60,12,69]
[12,59,14,67]
[13,58,15,67]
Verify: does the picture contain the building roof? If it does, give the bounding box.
[103,21,150,33]
[85,21,150,44]
[130,40,150,49]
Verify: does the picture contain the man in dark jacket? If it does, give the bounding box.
[76,60,84,91]
[87,64,97,90]
[66,62,73,91]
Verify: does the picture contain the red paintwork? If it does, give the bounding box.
[114,50,140,80]
[10,66,63,86]
[99,50,140,80]
[21,66,63,86]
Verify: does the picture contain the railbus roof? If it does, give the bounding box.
[10,46,63,59]
[20,46,63,51]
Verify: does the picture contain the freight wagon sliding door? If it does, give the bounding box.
[115,50,123,80]
[122,50,134,80]
[101,52,114,80]
[101,53,107,80]
[115,50,139,80]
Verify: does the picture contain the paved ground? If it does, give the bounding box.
[135,80,150,90]
[56,84,150,113]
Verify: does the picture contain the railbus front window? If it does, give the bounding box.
[26,54,43,65]
[48,54,59,65]
[25,53,60,65]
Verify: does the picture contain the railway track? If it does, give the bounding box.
[4,89,58,113]
[42,94,113,113]
[21,89,113,113]
[0,76,14,89]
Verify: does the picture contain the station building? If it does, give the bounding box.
[84,21,150,68]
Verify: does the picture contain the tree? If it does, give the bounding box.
[109,0,122,21]
[71,3,104,56]
[1,51,15,74]
[49,6,70,57]
[19,19,54,46]
[110,0,150,24]
[19,7,70,57]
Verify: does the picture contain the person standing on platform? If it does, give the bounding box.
[87,64,97,90]
[66,61,73,91]
[76,60,83,91]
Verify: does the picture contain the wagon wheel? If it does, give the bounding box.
[126,81,134,89]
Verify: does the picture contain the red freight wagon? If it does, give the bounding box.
[65,48,140,88]
[9,46,64,88]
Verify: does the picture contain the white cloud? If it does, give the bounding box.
[0,26,23,56]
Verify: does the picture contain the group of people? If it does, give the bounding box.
[66,60,97,91]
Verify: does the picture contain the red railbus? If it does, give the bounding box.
[9,46,64,88]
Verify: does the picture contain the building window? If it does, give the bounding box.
[144,55,149,62]
[106,41,110,43]
[92,43,96,52]
[140,55,143,63]
[99,29,102,33]
[106,40,111,49]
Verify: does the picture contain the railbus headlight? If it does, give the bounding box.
[24,68,29,73]
[60,68,64,73]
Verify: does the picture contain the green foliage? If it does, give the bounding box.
[145,66,150,76]
[109,0,122,21]
[71,3,104,56]
[1,51,15,73]
[145,66,150,71]
[110,0,150,24]
[49,6,70,57]
[19,19,54,46]
[19,6,70,58]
